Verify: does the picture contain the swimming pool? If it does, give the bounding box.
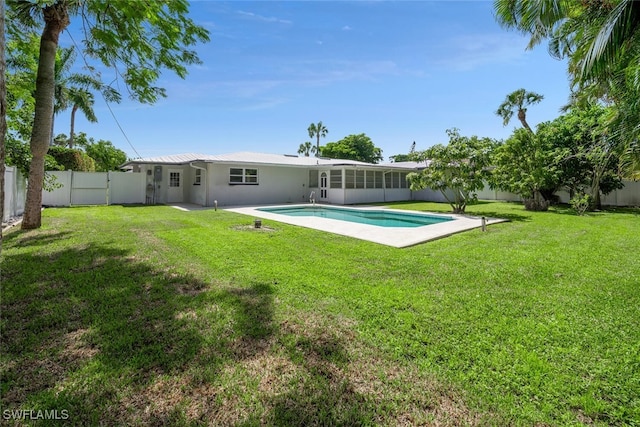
[257,206,453,228]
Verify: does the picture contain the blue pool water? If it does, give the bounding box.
[258,206,453,228]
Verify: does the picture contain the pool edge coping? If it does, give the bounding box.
[224,203,508,248]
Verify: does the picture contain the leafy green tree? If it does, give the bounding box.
[536,105,623,207]
[47,146,95,172]
[8,0,209,229]
[389,154,413,162]
[320,133,383,164]
[407,129,497,213]
[390,141,417,162]
[297,141,316,157]
[85,139,127,172]
[495,88,544,133]
[491,128,562,211]
[308,121,328,158]
[5,26,63,188]
[6,27,38,144]
[493,0,640,179]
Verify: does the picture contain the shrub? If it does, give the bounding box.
[523,197,550,211]
[570,193,593,216]
[47,146,96,171]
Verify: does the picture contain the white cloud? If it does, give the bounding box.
[342,25,352,31]
[436,33,529,71]
[237,10,292,25]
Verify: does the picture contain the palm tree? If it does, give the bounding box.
[307,121,328,157]
[297,141,316,157]
[67,88,97,148]
[11,0,72,229]
[53,47,120,148]
[10,0,208,230]
[495,88,544,132]
[493,0,640,177]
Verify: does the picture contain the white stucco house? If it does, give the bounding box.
[122,152,436,207]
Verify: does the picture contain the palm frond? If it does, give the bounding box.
[581,0,638,78]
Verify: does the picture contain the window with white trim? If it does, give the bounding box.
[169,172,180,187]
[194,169,202,185]
[374,171,383,188]
[229,168,258,184]
[355,170,365,189]
[345,170,355,188]
[330,170,342,188]
[365,171,375,188]
[309,170,319,188]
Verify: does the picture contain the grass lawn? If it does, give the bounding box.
[1,201,639,426]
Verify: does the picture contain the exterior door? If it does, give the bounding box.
[320,172,328,199]
[167,169,183,203]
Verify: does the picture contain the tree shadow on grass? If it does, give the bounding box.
[1,230,383,426]
[1,229,277,425]
[12,230,75,247]
[1,242,205,423]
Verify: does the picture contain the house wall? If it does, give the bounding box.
[208,163,309,206]
[327,188,345,205]
[137,164,191,205]
[343,188,412,204]
[186,163,208,206]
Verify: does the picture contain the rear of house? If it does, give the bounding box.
[123,152,422,207]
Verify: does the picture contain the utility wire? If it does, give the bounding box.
[65,30,143,159]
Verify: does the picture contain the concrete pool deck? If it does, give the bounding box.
[224,204,507,248]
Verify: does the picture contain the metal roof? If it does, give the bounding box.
[123,152,418,169]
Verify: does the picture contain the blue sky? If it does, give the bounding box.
[56,1,571,161]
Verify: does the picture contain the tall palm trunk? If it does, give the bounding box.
[517,109,533,133]
[50,111,55,146]
[1,0,6,251]
[69,104,78,148]
[22,3,70,229]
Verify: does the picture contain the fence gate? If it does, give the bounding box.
[42,171,146,206]
[71,172,109,205]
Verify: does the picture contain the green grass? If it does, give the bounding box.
[1,202,639,426]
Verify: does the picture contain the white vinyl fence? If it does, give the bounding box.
[3,166,27,222]
[474,180,640,207]
[42,171,145,207]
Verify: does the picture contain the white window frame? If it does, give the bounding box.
[229,167,259,185]
[169,171,181,188]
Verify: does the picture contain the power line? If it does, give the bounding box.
[65,29,143,159]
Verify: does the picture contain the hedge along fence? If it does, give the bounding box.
[42,171,146,207]
[47,147,96,172]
